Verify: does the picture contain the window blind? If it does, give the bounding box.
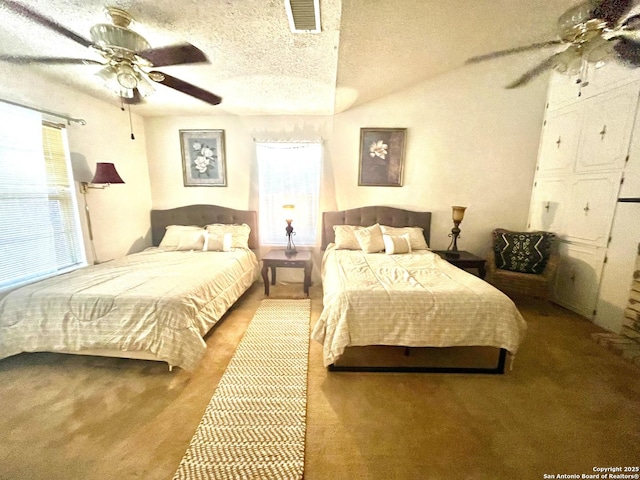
[0,102,85,289]
[256,142,322,246]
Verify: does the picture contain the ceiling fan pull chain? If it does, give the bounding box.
[128,103,135,140]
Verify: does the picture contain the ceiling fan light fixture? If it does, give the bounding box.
[90,24,150,53]
[119,87,134,99]
[557,2,595,39]
[552,45,583,75]
[95,65,115,81]
[95,65,120,91]
[135,71,155,97]
[116,63,138,89]
[584,36,614,65]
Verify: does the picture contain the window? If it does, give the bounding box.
[0,102,86,290]
[256,142,322,247]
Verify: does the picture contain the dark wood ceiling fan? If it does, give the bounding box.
[0,0,222,106]
[466,0,640,88]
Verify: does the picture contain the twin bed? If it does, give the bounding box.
[0,204,259,371]
[0,203,526,374]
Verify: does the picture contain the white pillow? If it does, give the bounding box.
[380,225,429,250]
[206,232,233,252]
[383,233,412,254]
[175,230,208,251]
[159,225,204,250]
[333,225,363,250]
[354,224,385,253]
[205,223,251,249]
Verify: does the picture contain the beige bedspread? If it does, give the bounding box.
[0,248,259,370]
[311,245,527,366]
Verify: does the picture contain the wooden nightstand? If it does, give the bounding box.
[261,250,312,296]
[432,250,486,279]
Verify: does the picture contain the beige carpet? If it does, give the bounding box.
[1,284,639,480]
[173,299,310,480]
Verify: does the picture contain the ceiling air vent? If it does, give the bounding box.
[285,0,321,33]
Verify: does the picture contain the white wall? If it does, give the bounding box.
[0,67,152,263]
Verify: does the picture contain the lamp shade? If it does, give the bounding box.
[91,163,125,184]
[452,206,466,222]
[283,204,295,222]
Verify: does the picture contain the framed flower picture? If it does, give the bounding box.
[179,129,227,187]
[358,128,406,187]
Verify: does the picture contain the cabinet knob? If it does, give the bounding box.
[583,202,590,213]
[599,125,607,140]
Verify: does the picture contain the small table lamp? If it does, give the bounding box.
[447,205,467,252]
[283,204,297,256]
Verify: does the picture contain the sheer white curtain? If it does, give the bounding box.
[0,102,85,290]
[256,142,322,246]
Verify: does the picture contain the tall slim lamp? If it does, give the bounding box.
[283,204,297,256]
[447,205,467,253]
[79,163,125,263]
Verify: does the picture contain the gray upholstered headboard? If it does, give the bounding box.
[321,205,431,249]
[150,204,259,249]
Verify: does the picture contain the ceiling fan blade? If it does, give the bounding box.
[2,0,93,48]
[613,37,640,66]
[613,13,640,41]
[149,71,222,105]
[505,54,559,89]
[138,43,209,67]
[0,54,102,65]
[466,40,563,64]
[592,0,634,25]
[623,13,640,29]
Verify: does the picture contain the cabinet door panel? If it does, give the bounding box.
[585,61,640,94]
[537,106,580,175]
[528,177,567,236]
[576,84,639,172]
[621,93,640,197]
[553,243,606,318]
[565,172,622,246]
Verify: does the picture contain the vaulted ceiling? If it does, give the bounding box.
[0,0,587,116]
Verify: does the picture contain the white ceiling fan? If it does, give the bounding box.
[0,1,222,105]
[467,0,640,88]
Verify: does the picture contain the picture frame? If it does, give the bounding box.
[358,127,406,187]
[179,129,227,187]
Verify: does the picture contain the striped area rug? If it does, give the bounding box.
[173,299,311,480]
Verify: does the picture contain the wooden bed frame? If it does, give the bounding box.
[320,205,506,374]
[60,204,259,368]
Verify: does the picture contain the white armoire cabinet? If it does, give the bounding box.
[528,61,640,330]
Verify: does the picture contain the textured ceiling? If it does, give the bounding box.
[0,0,586,116]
